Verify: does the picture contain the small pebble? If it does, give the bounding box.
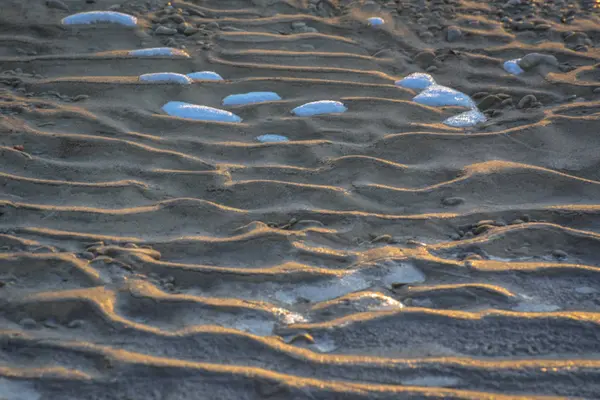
[441,197,465,206]
[80,251,95,260]
[46,0,69,11]
[517,94,537,109]
[518,53,558,70]
[43,319,60,329]
[478,95,501,110]
[155,25,177,35]
[446,26,462,42]
[552,249,568,259]
[67,319,85,329]
[19,318,37,329]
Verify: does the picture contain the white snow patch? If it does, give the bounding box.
[504,58,524,75]
[368,17,385,26]
[256,134,289,143]
[443,109,487,127]
[129,48,190,58]
[62,11,137,26]
[187,71,224,81]
[292,100,347,116]
[395,73,436,91]
[413,85,475,108]
[223,92,282,106]
[139,72,192,84]
[162,101,242,123]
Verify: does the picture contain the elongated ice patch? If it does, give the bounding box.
[503,58,524,75]
[257,134,289,143]
[187,71,224,81]
[62,11,137,26]
[443,109,487,127]
[139,73,192,84]
[292,100,347,116]
[129,48,190,57]
[223,92,281,106]
[395,72,436,91]
[413,85,475,108]
[368,17,385,26]
[162,101,242,123]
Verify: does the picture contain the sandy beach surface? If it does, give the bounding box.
[2,0,600,398]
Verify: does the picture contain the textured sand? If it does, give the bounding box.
[2,0,600,399]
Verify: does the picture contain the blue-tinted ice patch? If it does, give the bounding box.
[292,100,347,116]
[443,109,487,127]
[129,48,190,58]
[162,101,242,123]
[413,85,475,108]
[256,134,289,143]
[368,17,385,26]
[395,72,436,91]
[503,58,524,75]
[223,91,282,106]
[187,71,224,81]
[62,11,137,26]
[139,73,192,84]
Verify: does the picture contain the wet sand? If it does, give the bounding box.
[2,0,600,398]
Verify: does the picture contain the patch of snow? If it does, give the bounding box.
[443,109,487,127]
[368,17,385,26]
[162,101,242,123]
[504,58,524,75]
[187,71,224,81]
[139,72,192,84]
[62,11,137,26]
[413,85,475,108]
[223,92,282,106]
[256,134,289,143]
[129,48,190,57]
[292,100,347,116]
[395,72,436,91]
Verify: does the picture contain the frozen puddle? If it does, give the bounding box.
[187,71,224,81]
[274,261,424,305]
[223,91,281,106]
[140,73,192,84]
[504,58,524,75]
[292,100,347,116]
[402,376,461,388]
[62,11,137,26]
[162,101,242,123]
[0,378,40,400]
[368,17,385,26]
[256,134,289,143]
[443,109,487,127]
[129,48,190,58]
[413,85,475,108]
[396,72,436,91]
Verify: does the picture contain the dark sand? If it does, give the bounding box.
[2,0,600,398]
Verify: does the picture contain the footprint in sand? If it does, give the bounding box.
[162,101,242,123]
[62,11,138,26]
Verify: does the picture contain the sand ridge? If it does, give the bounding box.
[2,0,600,398]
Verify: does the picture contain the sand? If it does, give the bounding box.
[1,0,600,398]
